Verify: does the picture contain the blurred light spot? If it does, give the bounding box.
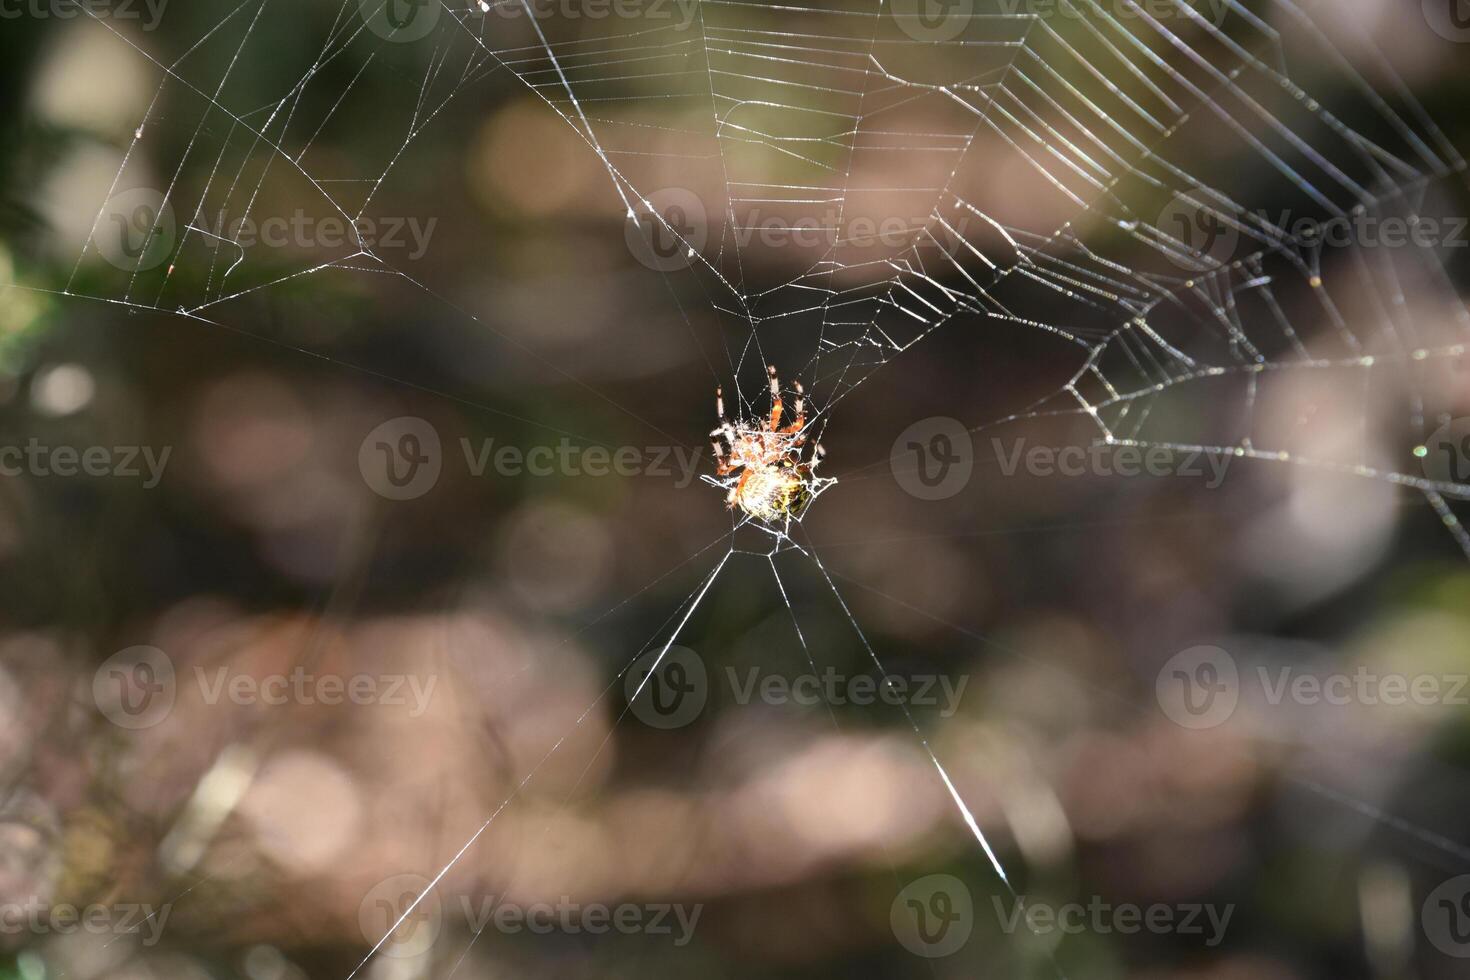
[1240,468,1396,606]
[1239,375,1398,605]
[95,952,214,980]
[470,101,596,217]
[38,929,137,980]
[774,738,923,853]
[1359,861,1413,973]
[1325,0,1458,86]
[1340,609,1470,738]
[241,750,362,873]
[160,744,258,875]
[366,955,430,980]
[38,144,130,263]
[31,363,95,417]
[0,246,46,369]
[17,951,44,980]
[243,946,289,980]
[193,374,313,491]
[31,24,152,138]
[998,769,1073,869]
[0,663,22,772]
[0,792,61,909]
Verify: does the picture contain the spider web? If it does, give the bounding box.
[57,0,1470,547]
[18,0,1470,973]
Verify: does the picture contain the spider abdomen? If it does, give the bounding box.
[731,466,812,523]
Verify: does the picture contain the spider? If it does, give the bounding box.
[708,365,835,526]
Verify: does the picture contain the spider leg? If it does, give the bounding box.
[726,468,752,508]
[766,364,783,430]
[806,420,829,472]
[711,384,739,450]
[781,379,805,434]
[712,424,737,455]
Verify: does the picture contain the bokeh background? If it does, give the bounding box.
[2,1,1470,978]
